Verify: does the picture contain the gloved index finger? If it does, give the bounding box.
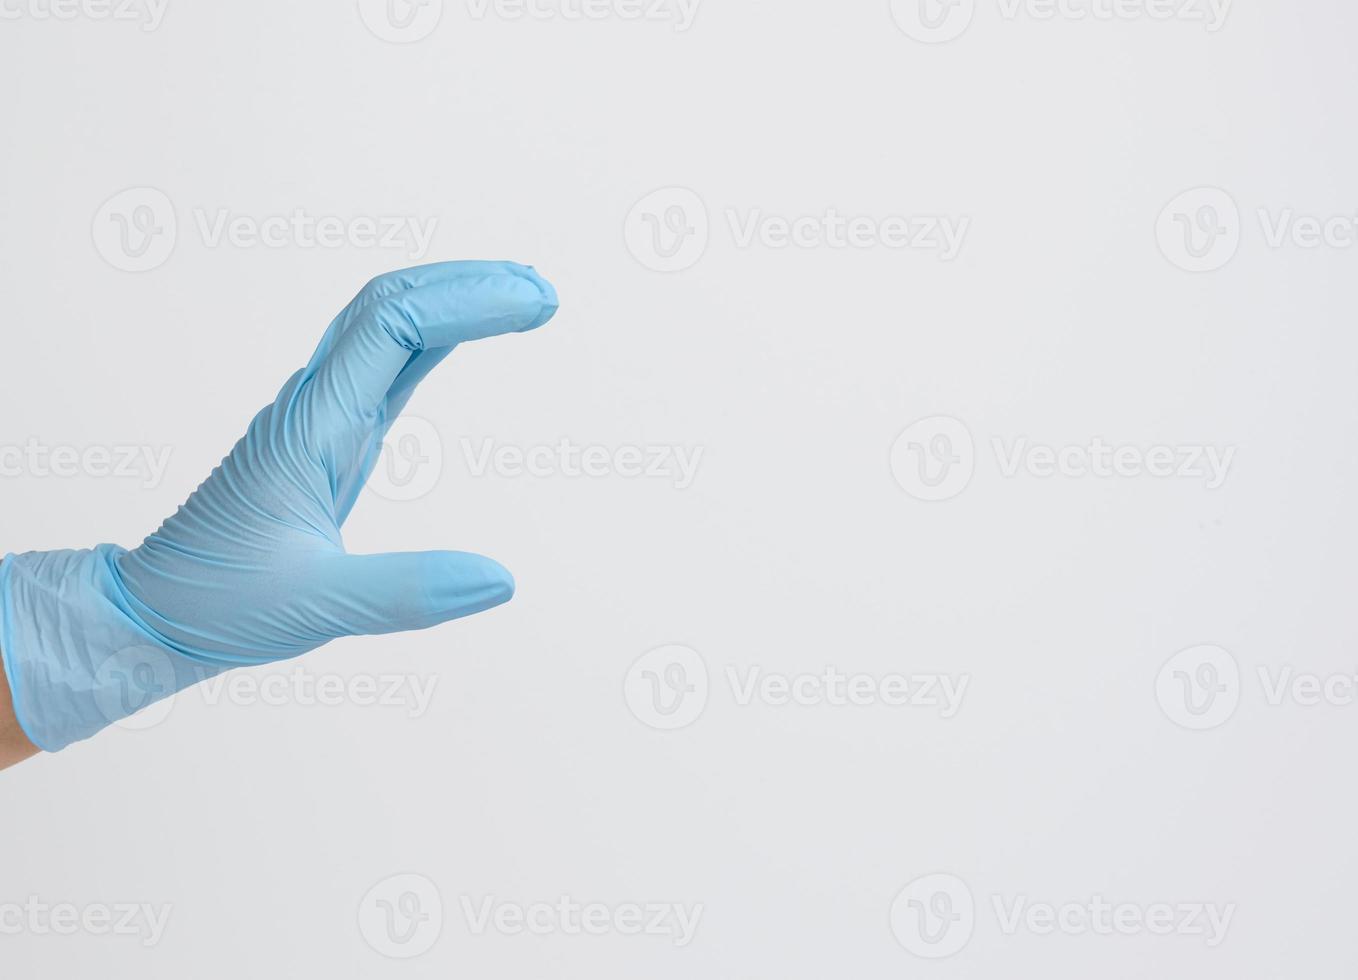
[306,264,559,423]
[306,260,550,370]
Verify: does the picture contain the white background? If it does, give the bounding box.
[2,0,1357,976]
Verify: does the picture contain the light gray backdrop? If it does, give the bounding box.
[2,0,1355,976]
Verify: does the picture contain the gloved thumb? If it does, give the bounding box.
[313,551,516,638]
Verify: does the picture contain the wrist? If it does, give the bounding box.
[0,563,40,769]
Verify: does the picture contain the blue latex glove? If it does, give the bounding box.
[0,261,558,752]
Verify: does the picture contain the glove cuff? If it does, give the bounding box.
[0,546,220,751]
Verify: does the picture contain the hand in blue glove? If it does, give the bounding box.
[0,261,559,752]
